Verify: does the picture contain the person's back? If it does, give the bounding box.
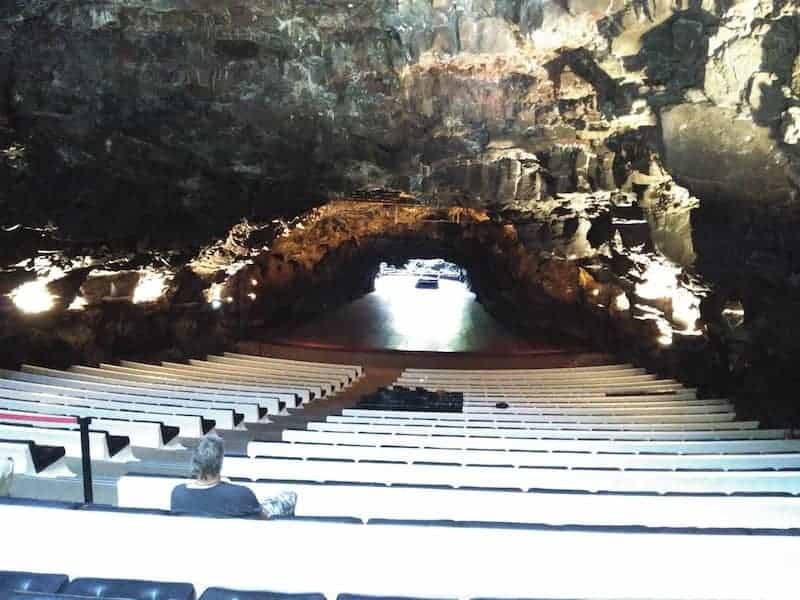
[171,480,263,519]
[170,434,297,519]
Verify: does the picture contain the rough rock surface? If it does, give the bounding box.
[0,0,799,425]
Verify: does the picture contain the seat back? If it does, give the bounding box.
[200,588,325,600]
[0,571,68,593]
[64,578,195,600]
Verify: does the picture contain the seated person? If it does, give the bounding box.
[170,434,296,519]
[0,457,12,497]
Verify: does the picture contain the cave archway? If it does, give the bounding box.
[215,201,705,376]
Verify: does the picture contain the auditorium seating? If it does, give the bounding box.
[245,440,800,470]
[4,357,800,600]
[211,455,800,494]
[0,422,132,461]
[8,367,283,415]
[56,365,300,406]
[0,371,264,424]
[222,351,363,378]
[1,506,797,598]
[284,428,796,450]
[115,474,800,528]
[83,363,317,403]
[302,422,774,438]
[0,407,178,449]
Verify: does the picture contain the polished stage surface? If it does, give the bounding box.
[263,274,546,354]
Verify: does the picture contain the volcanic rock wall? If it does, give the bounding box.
[0,0,799,424]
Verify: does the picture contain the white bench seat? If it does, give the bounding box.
[0,400,179,448]
[0,379,243,429]
[323,417,750,430]
[404,364,640,374]
[0,421,133,462]
[22,365,294,410]
[246,440,800,471]
[306,422,763,438]
[345,403,732,417]
[207,355,358,384]
[8,505,799,599]
[117,475,800,529]
[461,398,716,409]
[395,378,686,391]
[220,456,800,494]
[154,360,337,395]
[89,364,313,403]
[399,373,662,385]
[122,360,329,397]
[341,404,733,418]
[0,388,215,436]
[224,351,363,377]
[457,390,698,399]
[284,429,791,449]
[0,369,269,422]
[192,358,352,389]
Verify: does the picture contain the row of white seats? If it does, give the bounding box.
[403,363,639,375]
[146,360,339,395]
[0,421,134,462]
[218,455,800,494]
[0,402,181,449]
[399,372,661,384]
[5,505,796,599]
[184,358,350,391]
[19,365,288,413]
[395,378,687,392]
[0,382,242,431]
[0,388,214,439]
[117,475,800,529]
[343,403,734,418]
[246,440,800,470]
[304,422,766,437]
[283,429,795,451]
[200,354,359,383]
[224,351,363,378]
[460,391,701,403]
[85,363,315,403]
[57,365,300,406]
[0,369,270,420]
[326,412,744,433]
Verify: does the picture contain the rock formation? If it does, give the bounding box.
[0,0,798,425]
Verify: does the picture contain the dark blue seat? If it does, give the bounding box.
[200,588,325,600]
[64,578,195,600]
[0,572,68,594]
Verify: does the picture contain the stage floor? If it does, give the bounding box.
[260,275,560,354]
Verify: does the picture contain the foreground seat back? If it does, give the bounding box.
[200,588,325,600]
[0,571,68,593]
[64,578,195,600]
